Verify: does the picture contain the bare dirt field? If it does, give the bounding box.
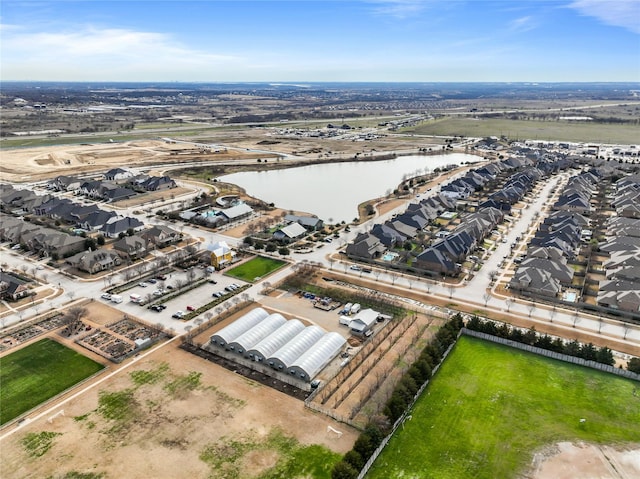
[528,442,640,479]
[0,336,358,479]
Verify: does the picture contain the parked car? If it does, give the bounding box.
[349,265,362,271]
[172,311,185,319]
[166,285,174,290]
[186,305,195,311]
[153,289,165,296]
[148,279,157,284]
[138,282,148,288]
[100,293,112,300]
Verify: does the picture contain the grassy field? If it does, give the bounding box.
[0,338,104,425]
[402,117,640,144]
[366,335,640,479]
[226,256,287,282]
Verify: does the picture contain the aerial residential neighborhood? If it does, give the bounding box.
[1,1,640,477]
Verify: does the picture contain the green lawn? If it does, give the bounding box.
[226,256,287,282]
[367,335,640,479]
[0,338,104,425]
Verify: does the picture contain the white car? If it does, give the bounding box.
[100,293,112,300]
[138,282,148,288]
[349,265,362,271]
[153,289,165,296]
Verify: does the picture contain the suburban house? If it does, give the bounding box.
[284,214,324,230]
[346,233,385,260]
[104,168,135,182]
[48,175,82,191]
[112,235,149,260]
[370,223,407,248]
[100,216,145,238]
[414,247,460,276]
[206,241,235,269]
[0,272,30,301]
[21,229,86,258]
[272,222,307,241]
[103,187,137,203]
[138,175,177,191]
[140,225,182,248]
[509,267,562,298]
[78,210,118,231]
[65,249,122,274]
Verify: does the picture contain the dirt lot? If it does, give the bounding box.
[0,341,358,479]
[528,442,640,479]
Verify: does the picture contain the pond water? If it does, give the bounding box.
[219,153,480,223]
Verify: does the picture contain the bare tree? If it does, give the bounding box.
[204,312,213,322]
[528,303,536,318]
[622,323,631,340]
[66,290,76,301]
[447,284,455,299]
[549,308,556,323]
[374,269,382,282]
[488,269,499,282]
[505,298,514,312]
[390,271,399,285]
[572,311,581,328]
[483,292,491,308]
[597,314,604,334]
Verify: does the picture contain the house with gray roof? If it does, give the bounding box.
[0,272,30,301]
[66,249,122,274]
[112,235,149,259]
[346,233,385,259]
[273,222,307,241]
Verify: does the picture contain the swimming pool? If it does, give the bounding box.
[382,252,398,261]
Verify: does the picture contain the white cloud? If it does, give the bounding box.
[1,25,242,80]
[509,15,538,33]
[368,0,429,19]
[569,0,640,34]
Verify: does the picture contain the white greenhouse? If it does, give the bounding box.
[227,313,287,355]
[246,319,306,362]
[209,307,269,347]
[267,325,326,371]
[288,332,346,381]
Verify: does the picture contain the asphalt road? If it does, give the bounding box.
[2,170,639,349]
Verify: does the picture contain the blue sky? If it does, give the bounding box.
[1,0,639,82]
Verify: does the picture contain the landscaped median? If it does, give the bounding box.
[180,284,252,322]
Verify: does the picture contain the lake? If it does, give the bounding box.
[219,153,480,223]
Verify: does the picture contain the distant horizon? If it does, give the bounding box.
[2,80,639,85]
[2,1,639,83]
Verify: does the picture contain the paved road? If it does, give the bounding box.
[2,168,639,348]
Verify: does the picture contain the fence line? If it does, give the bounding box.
[356,332,460,479]
[461,329,640,381]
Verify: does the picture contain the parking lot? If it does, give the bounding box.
[102,268,249,332]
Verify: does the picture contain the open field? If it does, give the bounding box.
[0,338,104,425]
[226,256,288,282]
[367,335,640,479]
[403,117,640,144]
[0,340,358,479]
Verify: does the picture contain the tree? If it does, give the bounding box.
[596,346,614,366]
[483,292,491,308]
[627,357,640,374]
[331,461,358,479]
[527,303,536,318]
[622,323,631,340]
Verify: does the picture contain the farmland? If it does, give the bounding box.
[402,116,640,144]
[366,335,640,479]
[0,338,104,425]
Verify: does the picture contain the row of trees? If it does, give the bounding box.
[466,316,616,366]
[331,314,464,479]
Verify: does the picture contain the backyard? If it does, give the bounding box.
[366,335,640,479]
[0,338,104,425]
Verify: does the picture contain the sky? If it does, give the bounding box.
[1,0,639,82]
